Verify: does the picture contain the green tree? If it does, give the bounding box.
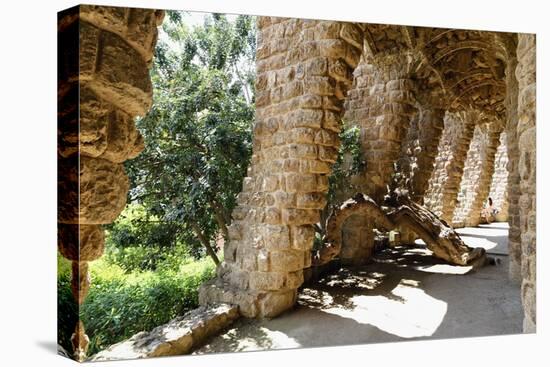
[120,11,256,265]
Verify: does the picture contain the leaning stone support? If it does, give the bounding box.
[199,17,364,318]
[516,33,536,333]
[58,5,163,360]
[452,121,503,227]
[398,107,446,204]
[424,111,476,223]
[391,106,445,245]
[316,193,486,267]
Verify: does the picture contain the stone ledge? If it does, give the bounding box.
[88,303,239,361]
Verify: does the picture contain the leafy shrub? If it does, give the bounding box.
[104,243,194,273]
[57,254,216,356]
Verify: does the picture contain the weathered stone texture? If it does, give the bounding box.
[58,7,537,349]
[90,304,239,361]
[58,5,162,360]
[199,17,364,317]
[58,224,105,261]
[516,34,536,333]
[58,156,129,224]
[344,53,419,203]
[502,39,522,283]
[320,193,486,267]
[488,132,509,221]
[452,122,502,227]
[424,111,476,223]
[337,49,423,259]
[397,107,446,204]
[339,215,376,265]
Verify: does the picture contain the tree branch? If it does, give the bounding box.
[189,221,220,266]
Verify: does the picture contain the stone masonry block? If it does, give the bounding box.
[80,22,153,117]
[58,223,105,261]
[286,109,324,129]
[249,271,286,291]
[282,208,320,225]
[257,289,297,318]
[269,250,305,272]
[296,192,327,209]
[290,225,315,251]
[288,143,318,159]
[284,173,318,192]
[260,225,291,250]
[58,156,129,224]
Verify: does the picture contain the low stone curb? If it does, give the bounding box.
[89,303,239,361]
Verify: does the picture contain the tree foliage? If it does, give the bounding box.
[114,12,256,264]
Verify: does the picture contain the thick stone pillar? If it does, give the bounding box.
[397,106,446,204]
[503,38,523,282]
[424,111,476,223]
[488,132,509,222]
[200,17,364,317]
[452,122,502,228]
[58,5,163,360]
[359,53,419,204]
[516,34,536,333]
[336,50,420,262]
[337,57,375,264]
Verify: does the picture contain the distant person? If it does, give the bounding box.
[482,197,496,223]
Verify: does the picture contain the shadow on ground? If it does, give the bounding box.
[194,223,522,355]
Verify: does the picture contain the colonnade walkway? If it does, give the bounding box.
[194,222,522,354]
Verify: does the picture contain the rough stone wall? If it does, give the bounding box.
[452,122,502,227]
[58,5,163,360]
[199,17,364,318]
[516,34,536,333]
[488,132,509,221]
[424,111,476,223]
[397,106,445,204]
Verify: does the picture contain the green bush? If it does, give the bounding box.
[57,256,78,355]
[57,254,216,356]
[104,243,194,273]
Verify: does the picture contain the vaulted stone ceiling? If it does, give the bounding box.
[363,24,514,120]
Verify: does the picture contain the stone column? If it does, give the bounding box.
[397,106,446,204]
[58,5,163,360]
[503,40,522,282]
[488,132,509,222]
[337,56,375,264]
[452,122,503,228]
[200,17,364,317]
[359,52,419,204]
[516,34,536,333]
[424,111,476,223]
[336,50,420,261]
